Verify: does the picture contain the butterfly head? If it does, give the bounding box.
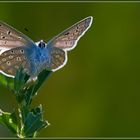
[37,40,46,48]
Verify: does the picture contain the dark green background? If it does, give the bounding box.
[0,2,140,137]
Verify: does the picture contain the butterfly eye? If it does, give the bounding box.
[38,41,46,48]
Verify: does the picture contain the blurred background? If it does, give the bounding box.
[0,2,140,137]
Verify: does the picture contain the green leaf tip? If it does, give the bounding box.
[21,105,49,137]
[0,109,18,134]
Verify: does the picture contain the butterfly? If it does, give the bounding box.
[0,16,93,78]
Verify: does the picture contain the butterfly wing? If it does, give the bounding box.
[0,21,35,54]
[47,16,93,51]
[0,21,36,77]
[47,16,93,71]
[47,47,66,71]
[0,47,30,77]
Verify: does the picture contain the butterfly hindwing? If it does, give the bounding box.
[0,47,29,77]
[48,47,66,71]
[48,16,93,51]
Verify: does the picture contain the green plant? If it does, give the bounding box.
[0,67,51,138]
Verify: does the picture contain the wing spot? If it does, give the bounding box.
[8,69,12,74]
[55,55,59,58]
[2,58,6,62]
[65,32,70,35]
[20,49,24,53]
[11,50,14,54]
[18,37,21,40]
[76,29,79,32]
[24,56,27,59]
[2,53,7,56]
[1,36,5,39]
[9,55,13,59]
[16,57,21,61]
[7,31,11,35]
[6,61,11,66]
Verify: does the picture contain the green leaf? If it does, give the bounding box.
[22,70,51,107]
[14,67,30,93]
[0,109,18,134]
[0,68,52,138]
[0,73,14,91]
[22,105,49,137]
[26,70,51,96]
[0,67,29,94]
[33,69,52,94]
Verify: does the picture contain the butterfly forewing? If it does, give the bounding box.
[0,21,36,77]
[47,16,93,71]
[48,16,93,51]
[0,21,34,54]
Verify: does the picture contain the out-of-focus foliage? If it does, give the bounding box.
[0,68,51,138]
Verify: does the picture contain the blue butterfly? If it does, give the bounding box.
[0,16,93,78]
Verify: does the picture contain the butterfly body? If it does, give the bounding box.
[28,41,51,76]
[0,16,93,78]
